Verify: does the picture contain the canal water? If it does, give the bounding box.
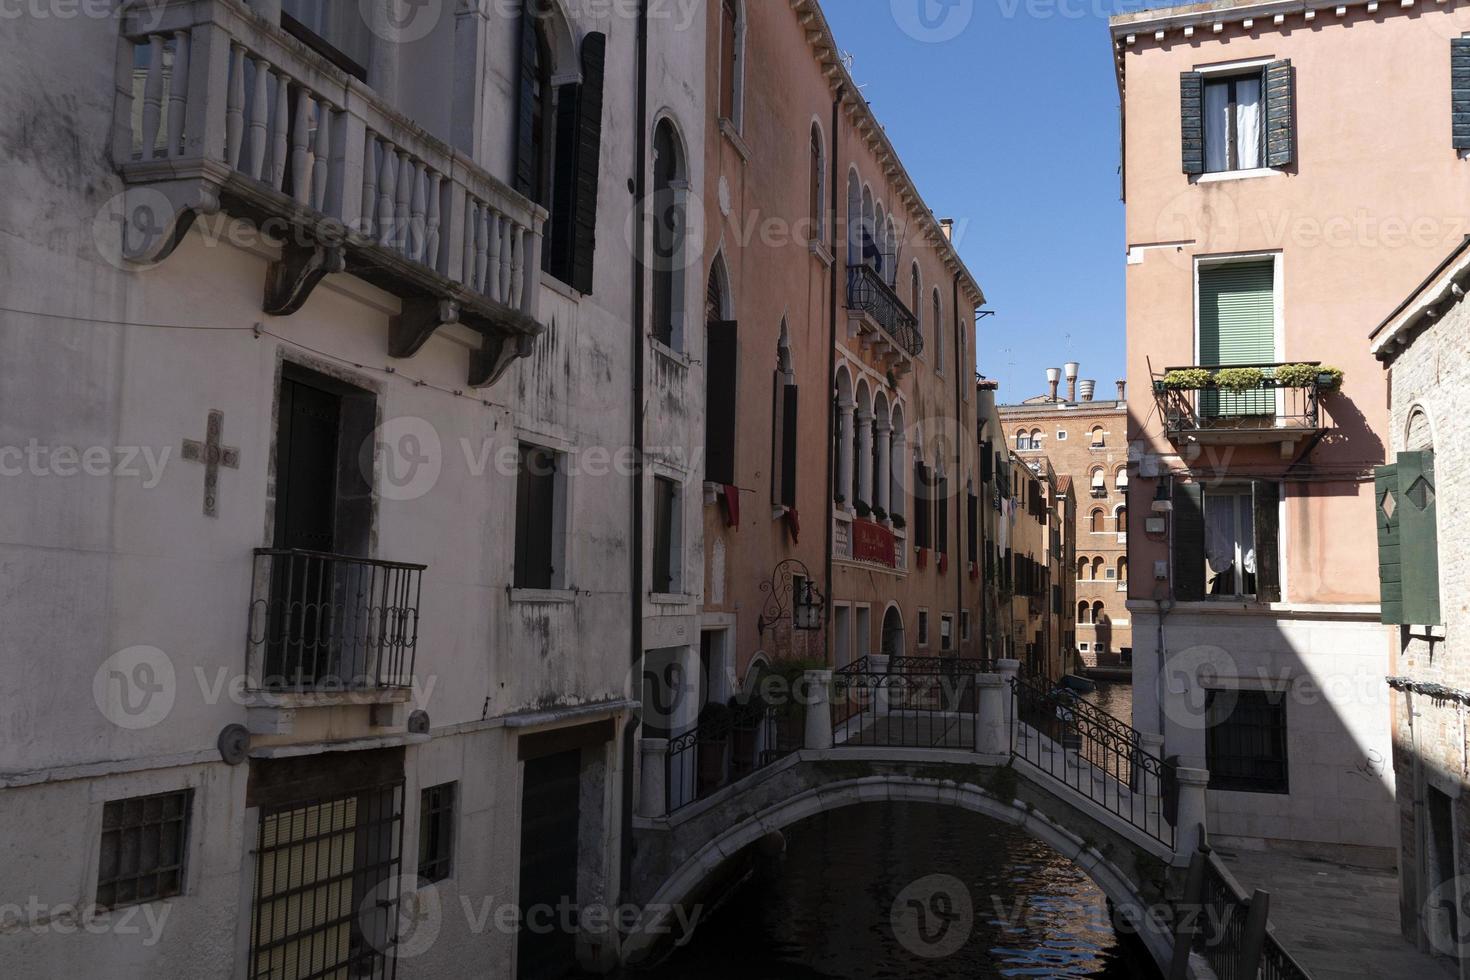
[630,681,1157,980]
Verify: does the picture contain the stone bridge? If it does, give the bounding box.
[624,659,1215,974]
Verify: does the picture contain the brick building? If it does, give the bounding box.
[999,365,1131,671]
[1371,237,1470,970]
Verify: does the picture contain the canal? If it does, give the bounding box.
[630,681,1156,979]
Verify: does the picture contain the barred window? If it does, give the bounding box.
[1206,689,1289,794]
[97,789,192,909]
[418,782,456,884]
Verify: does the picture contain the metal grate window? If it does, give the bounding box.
[97,789,192,910]
[249,782,405,980]
[417,782,456,884]
[1206,689,1289,794]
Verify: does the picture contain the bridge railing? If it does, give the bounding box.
[1011,674,1176,850]
[1172,845,1314,980]
[665,701,798,815]
[832,656,987,750]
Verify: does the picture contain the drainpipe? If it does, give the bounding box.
[620,0,649,907]
[824,83,844,660]
[952,272,964,649]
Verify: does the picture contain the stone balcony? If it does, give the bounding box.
[843,264,922,376]
[110,0,546,387]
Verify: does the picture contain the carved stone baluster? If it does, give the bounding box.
[409,160,426,262]
[425,171,442,271]
[485,209,501,301]
[377,143,397,248]
[510,222,525,310]
[166,30,190,158]
[141,35,166,161]
[474,203,489,294]
[225,44,245,170]
[360,129,378,237]
[394,154,413,257]
[462,193,478,286]
[290,89,311,205]
[311,103,330,211]
[247,58,269,180]
[269,71,289,190]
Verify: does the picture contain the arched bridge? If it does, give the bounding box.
[626,658,1217,974]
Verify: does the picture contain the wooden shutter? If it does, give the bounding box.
[514,7,541,199]
[547,33,605,292]
[719,0,737,120]
[1253,480,1281,603]
[1181,72,1204,175]
[1376,463,1403,625]
[936,475,949,555]
[1453,39,1470,150]
[780,384,798,508]
[1398,451,1442,625]
[1199,261,1274,416]
[704,321,738,486]
[1173,482,1206,601]
[967,492,979,563]
[1264,60,1295,168]
[980,442,993,483]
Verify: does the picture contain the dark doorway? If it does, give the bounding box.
[1427,785,1461,957]
[517,749,582,980]
[881,606,904,657]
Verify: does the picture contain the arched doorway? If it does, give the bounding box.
[880,604,904,657]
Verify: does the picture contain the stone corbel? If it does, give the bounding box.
[263,243,345,316]
[468,330,536,388]
[389,299,460,358]
[113,180,221,267]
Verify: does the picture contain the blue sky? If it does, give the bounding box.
[822,0,1130,405]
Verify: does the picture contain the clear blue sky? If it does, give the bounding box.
[822,0,1133,405]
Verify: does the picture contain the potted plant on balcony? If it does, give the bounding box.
[891,513,907,531]
[1161,368,1214,390]
[1214,367,1265,391]
[835,493,847,509]
[855,499,872,519]
[872,504,888,523]
[1274,363,1345,393]
[696,701,732,794]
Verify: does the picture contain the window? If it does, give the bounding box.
[1199,260,1275,418]
[935,472,949,556]
[1077,600,1091,625]
[914,460,933,549]
[940,614,954,651]
[772,330,798,509]
[1077,556,1089,580]
[1090,426,1105,448]
[418,782,456,884]
[910,264,921,318]
[1377,449,1441,626]
[1204,489,1257,598]
[652,475,681,594]
[515,444,566,590]
[97,789,192,909]
[1206,690,1289,793]
[846,170,862,266]
[1090,509,1105,533]
[1090,468,1106,498]
[719,0,742,126]
[1056,429,1068,441]
[1029,428,1043,449]
[833,604,852,669]
[1173,481,1280,602]
[281,0,371,80]
[515,11,555,211]
[1016,430,1032,451]
[1203,72,1264,173]
[1091,557,1104,580]
[1079,641,1090,653]
[932,290,944,375]
[1118,557,1128,583]
[1105,567,1117,581]
[651,120,687,350]
[1115,467,1129,492]
[1093,601,1105,624]
[542,32,607,292]
[1116,505,1127,537]
[809,126,824,241]
[704,274,738,486]
[917,610,930,646]
[960,610,971,642]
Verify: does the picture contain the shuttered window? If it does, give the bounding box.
[914,462,932,549]
[967,492,979,563]
[1199,260,1274,417]
[704,321,738,486]
[547,33,606,293]
[1453,39,1470,149]
[1386,451,1441,625]
[515,444,562,590]
[1182,61,1293,174]
[780,384,799,508]
[652,476,679,594]
[1172,481,1280,602]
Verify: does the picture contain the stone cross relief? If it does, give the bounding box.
[181,410,239,518]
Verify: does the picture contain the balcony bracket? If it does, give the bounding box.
[264,243,345,317]
[390,298,461,358]
[110,175,221,267]
[469,329,536,388]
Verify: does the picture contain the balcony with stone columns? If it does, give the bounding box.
[110,0,546,388]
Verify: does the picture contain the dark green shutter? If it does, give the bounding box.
[1376,463,1403,625]
[1173,482,1206,601]
[546,34,604,292]
[514,8,540,199]
[1452,39,1470,150]
[1253,480,1281,603]
[1398,452,1441,625]
[1181,72,1204,175]
[1199,261,1275,416]
[967,492,979,563]
[704,321,738,486]
[780,384,798,509]
[1265,60,1295,168]
[937,475,949,556]
[980,442,993,483]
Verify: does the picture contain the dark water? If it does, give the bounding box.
[1083,681,1133,731]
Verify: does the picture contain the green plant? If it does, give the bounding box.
[1270,363,1319,388]
[1213,366,1265,391]
[1315,365,1344,392]
[891,513,907,530]
[872,505,888,521]
[1161,368,1214,390]
[854,499,872,518]
[834,493,847,505]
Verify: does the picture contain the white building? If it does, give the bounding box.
[0,0,706,976]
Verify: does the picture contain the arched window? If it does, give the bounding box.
[910,263,921,318]
[1090,467,1106,498]
[1078,600,1091,624]
[861,186,875,271]
[1118,557,1128,583]
[932,289,944,374]
[1092,556,1104,580]
[884,214,899,287]
[1090,508,1105,533]
[1115,466,1129,491]
[1090,426,1105,448]
[846,171,862,266]
[1030,428,1043,449]
[704,261,735,485]
[1093,601,1106,624]
[809,125,824,241]
[651,119,687,351]
[875,203,888,281]
[1116,505,1127,533]
[1077,556,1089,580]
[719,0,743,128]
[1016,429,1031,451]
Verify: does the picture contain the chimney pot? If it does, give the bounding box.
[1080,379,1096,402]
[940,218,954,241]
[1116,380,1127,401]
[1064,362,1079,402]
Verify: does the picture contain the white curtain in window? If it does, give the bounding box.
[1235,76,1263,169]
[1204,494,1236,576]
[1204,81,1230,172]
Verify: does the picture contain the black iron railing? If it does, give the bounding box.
[1153,362,1328,436]
[1177,846,1313,980]
[665,702,795,814]
[249,548,424,690]
[832,656,983,749]
[845,264,924,357]
[1011,675,1175,849]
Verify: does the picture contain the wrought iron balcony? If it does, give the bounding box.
[1152,362,1334,445]
[248,549,424,691]
[112,0,545,387]
[845,264,924,359]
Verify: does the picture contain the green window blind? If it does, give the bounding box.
[1199,261,1275,417]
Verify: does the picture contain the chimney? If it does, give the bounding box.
[940,218,954,241]
[1116,380,1127,401]
[1080,379,1096,402]
[1064,362,1079,402]
[1046,367,1061,402]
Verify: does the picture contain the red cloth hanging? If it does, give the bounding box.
[721,484,740,528]
[785,507,800,542]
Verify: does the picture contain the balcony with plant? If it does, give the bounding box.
[1152,362,1342,444]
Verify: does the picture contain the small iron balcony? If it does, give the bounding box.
[1152,362,1335,446]
[844,264,924,360]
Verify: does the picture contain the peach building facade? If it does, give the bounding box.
[1112,0,1470,858]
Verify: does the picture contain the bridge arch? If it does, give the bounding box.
[628,771,1178,969]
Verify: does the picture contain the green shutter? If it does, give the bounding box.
[1398,452,1441,626]
[1173,482,1206,601]
[1181,72,1204,175]
[1376,463,1403,625]
[1454,39,1470,149]
[1253,481,1281,603]
[1265,60,1295,168]
[1199,261,1274,417]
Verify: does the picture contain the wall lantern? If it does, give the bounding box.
[757,558,825,636]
